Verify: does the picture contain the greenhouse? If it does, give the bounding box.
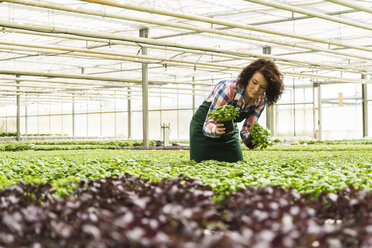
[0,0,371,247]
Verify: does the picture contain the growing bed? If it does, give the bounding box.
[0,142,371,247]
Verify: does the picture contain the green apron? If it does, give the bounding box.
[189,101,243,163]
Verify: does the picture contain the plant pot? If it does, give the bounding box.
[220,120,235,134]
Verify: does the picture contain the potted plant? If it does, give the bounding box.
[207,105,240,134]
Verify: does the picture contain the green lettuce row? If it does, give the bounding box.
[0,149,371,201]
[266,144,372,151]
[0,140,157,151]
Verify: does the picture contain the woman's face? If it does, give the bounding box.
[245,71,268,100]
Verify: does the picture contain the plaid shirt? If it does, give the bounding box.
[203,79,266,143]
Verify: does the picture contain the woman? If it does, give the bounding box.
[189,58,284,163]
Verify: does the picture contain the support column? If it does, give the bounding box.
[72,94,75,137]
[362,74,368,137]
[127,87,132,139]
[312,82,316,139]
[16,75,21,141]
[114,91,117,137]
[292,78,296,136]
[140,27,149,146]
[37,98,39,134]
[61,99,63,136]
[263,46,274,135]
[266,105,275,136]
[177,81,180,139]
[48,99,51,135]
[25,104,28,135]
[192,76,196,114]
[86,100,89,136]
[159,86,162,139]
[100,101,103,137]
[317,84,322,140]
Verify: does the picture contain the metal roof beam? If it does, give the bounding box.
[5,0,372,57]
[1,68,371,85]
[0,40,368,74]
[78,0,372,53]
[324,0,372,15]
[244,0,372,31]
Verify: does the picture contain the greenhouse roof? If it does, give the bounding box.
[0,0,371,105]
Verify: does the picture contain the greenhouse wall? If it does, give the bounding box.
[0,82,369,140]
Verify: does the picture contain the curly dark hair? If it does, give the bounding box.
[236,58,284,106]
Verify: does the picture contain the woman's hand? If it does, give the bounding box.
[215,123,226,135]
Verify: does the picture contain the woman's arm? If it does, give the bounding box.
[203,80,236,138]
